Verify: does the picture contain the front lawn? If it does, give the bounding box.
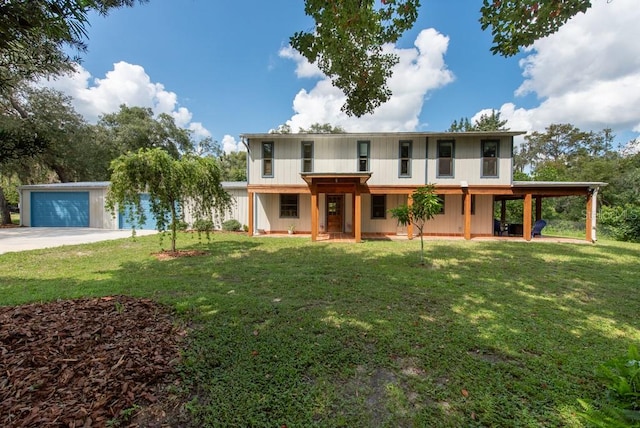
[1,233,638,427]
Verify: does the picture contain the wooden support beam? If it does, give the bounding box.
[463,192,472,240]
[500,199,506,222]
[586,192,593,242]
[311,186,318,242]
[523,193,532,241]
[248,191,254,236]
[535,196,542,221]
[407,193,414,239]
[355,186,362,243]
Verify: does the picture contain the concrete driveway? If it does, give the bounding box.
[0,227,158,255]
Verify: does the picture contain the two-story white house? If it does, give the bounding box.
[241,131,605,242]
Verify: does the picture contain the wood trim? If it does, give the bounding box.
[523,193,532,241]
[535,196,542,221]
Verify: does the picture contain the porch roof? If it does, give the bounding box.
[300,172,372,185]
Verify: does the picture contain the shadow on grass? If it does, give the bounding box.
[0,235,638,427]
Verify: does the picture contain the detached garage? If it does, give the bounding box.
[19,181,249,230]
[20,182,116,229]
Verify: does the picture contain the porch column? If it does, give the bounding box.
[535,196,543,221]
[311,185,318,242]
[463,191,472,240]
[407,193,414,239]
[523,193,532,241]
[500,199,507,222]
[248,191,254,236]
[586,188,598,242]
[354,186,362,243]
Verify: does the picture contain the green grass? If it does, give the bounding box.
[1,233,639,427]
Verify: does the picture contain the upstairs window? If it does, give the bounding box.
[482,140,499,177]
[399,140,412,177]
[371,195,386,219]
[262,142,274,178]
[437,140,454,178]
[358,140,370,172]
[301,141,314,173]
[280,194,299,218]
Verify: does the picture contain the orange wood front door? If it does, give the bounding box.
[326,195,343,233]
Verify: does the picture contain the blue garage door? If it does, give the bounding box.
[31,192,90,227]
[119,194,158,230]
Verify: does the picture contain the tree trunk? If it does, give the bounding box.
[0,186,13,225]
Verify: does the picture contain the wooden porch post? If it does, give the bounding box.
[523,193,532,241]
[248,191,254,236]
[463,192,472,240]
[586,191,593,242]
[354,186,362,243]
[500,199,507,222]
[311,185,318,242]
[535,196,542,221]
[407,193,414,239]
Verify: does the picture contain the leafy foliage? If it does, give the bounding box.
[480,0,592,57]
[389,185,442,265]
[599,205,640,243]
[292,0,420,117]
[0,1,146,93]
[448,110,509,132]
[221,219,242,232]
[578,344,640,427]
[106,148,232,252]
[218,151,247,181]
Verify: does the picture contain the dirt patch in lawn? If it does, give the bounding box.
[0,296,189,427]
[152,250,208,261]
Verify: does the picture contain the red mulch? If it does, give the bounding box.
[0,296,188,427]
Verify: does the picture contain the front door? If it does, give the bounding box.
[326,195,344,233]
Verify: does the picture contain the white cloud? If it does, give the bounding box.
[280,28,455,132]
[221,134,246,154]
[492,0,640,139]
[39,61,212,137]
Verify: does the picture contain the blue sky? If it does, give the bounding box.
[44,0,640,153]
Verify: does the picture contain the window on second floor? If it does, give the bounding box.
[358,140,370,172]
[262,142,274,178]
[399,140,412,177]
[482,140,499,178]
[371,195,386,219]
[437,140,454,178]
[301,141,313,173]
[280,194,299,218]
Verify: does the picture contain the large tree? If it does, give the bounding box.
[295,0,594,117]
[107,148,232,252]
[97,105,194,158]
[0,1,147,93]
[448,110,509,132]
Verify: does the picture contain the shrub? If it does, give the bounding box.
[222,219,242,232]
[578,344,640,427]
[599,204,640,243]
[193,219,214,232]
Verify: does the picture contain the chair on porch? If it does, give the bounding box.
[494,219,502,236]
[531,219,547,238]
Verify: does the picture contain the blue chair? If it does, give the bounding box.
[531,219,547,238]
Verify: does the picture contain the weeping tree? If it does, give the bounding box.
[106,148,232,252]
[390,185,442,265]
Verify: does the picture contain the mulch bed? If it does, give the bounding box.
[0,296,188,427]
